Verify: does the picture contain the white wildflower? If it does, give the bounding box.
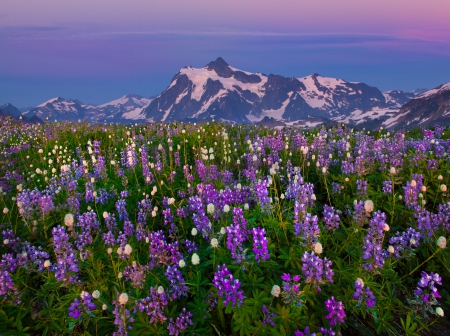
[437,236,446,249]
[64,214,74,227]
[191,253,200,265]
[118,293,128,305]
[210,238,219,248]
[271,285,281,297]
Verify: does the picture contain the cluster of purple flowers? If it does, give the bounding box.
[323,205,341,231]
[294,212,320,247]
[68,292,97,319]
[213,264,244,307]
[251,227,270,262]
[134,287,169,324]
[362,211,387,272]
[382,180,393,194]
[167,308,193,336]
[165,265,188,299]
[325,296,346,326]
[403,174,424,209]
[388,228,421,259]
[261,305,276,327]
[280,273,304,307]
[50,226,79,283]
[353,279,376,309]
[301,251,334,291]
[226,208,248,264]
[351,201,370,226]
[112,294,134,336]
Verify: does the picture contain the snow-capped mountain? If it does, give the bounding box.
[141,57,415,125]
[23,95,153,122]
[0,103,22,118]
[382,83,450,129]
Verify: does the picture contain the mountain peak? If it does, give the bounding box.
[206,57,234,78]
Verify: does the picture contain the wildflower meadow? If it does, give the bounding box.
[0,117,449,335]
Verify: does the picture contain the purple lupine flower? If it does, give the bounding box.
[353,279,376,309]
[295,326,316,336]
[403,174,424,209]
[0,258,21,304]
[281,273,304,307]
[318,327,337,336]
[301,251,334,291]
[226,207,248,264]
[116,199,129,222]
[325,296,346,326]
[75,211,100,260]
[414,206,442,237]
[68,292,97,319]
[294,213,320,247]
[147,231,182,267]
[331,182,342,194]
[262,305,276,326]
[19,243,50,273]
[351,201,370,226]
[251,227,270,262]
[166,265,188,299]
[382,181,393,194]
[213,264,245,307]
[167,308,193,336]
[50,225,79,283]
[112,293,134,335]
[123,263,148,289]
[356,180,368,198]
[388,228,421,259]
[134,286,168,324]
[254,180,271,211]
[415,271,442,301]
[362,211,388,272]
[323,205,341,231]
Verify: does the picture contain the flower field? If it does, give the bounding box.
[0,117,449,335]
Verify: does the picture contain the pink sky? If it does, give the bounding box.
[3,0,450,38]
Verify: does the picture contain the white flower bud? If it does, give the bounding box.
[118,293,128,305]
[64,214,74,227]
[191,228,198,236]
[210,238,219,248]
[388,246,395,254]
[124,244,132,255]
[223,204,230,213]
[157,286,164,294]
[44,260,51,268]
[436,307,444,317]
[191,253,200,265]
[314,242,323,254]
[437,236,446,249]
[178,260,186,268]
[364,200,374,213]
[92,290,100,299]
[271,285,281,297]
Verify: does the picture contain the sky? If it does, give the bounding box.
[1,0,450,108]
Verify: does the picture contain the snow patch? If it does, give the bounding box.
[180,67,267,102]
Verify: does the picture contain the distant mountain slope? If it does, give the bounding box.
[0,103,22,118]
[382,83,450,129]
[22,95,153,122]
[6,57,440,129]
[142,57,415,125]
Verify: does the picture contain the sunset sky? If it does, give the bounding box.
[1,0,450,107]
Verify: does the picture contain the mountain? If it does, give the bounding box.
[382,83,450,129]
[0,103,22,118]
[23,95,153,122]
[141,57,415,126]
